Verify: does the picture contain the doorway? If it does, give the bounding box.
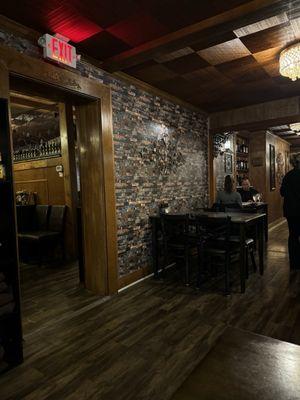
[0,50,118,371]
[10,90,81,335]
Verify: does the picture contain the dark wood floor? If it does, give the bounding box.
[1,221,300,400]
[20,262,103,336]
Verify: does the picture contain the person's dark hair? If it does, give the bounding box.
[224,175,233,193]
[242,177,250,183]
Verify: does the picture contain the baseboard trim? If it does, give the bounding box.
[268,218,286,232]
[118,266,152,291]
[118,263,175,293]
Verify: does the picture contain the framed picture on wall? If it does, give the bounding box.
[285,151,290,174]
[269,144,276,191]
[224,153,233,174]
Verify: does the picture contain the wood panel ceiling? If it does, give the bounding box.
[1,1,300,112]
[269,124,300,146]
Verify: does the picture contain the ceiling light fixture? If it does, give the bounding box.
[279,43,300,81]
[290,122,300,135]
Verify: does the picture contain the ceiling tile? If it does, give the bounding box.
[240,23,294,53]
[183,66,233,88]
[290,17,300,39]
[73,0,140,29]
[46,4,103,42]
[163,53,209,74]
[156,77,198,97]
[124,63,178,84]
[198,38,251,65]
[233,12,289,38]
[79,31,131,60]
[215,55,270,83]
[190,31,237,52]
[147,0,252,31]
[154,47,195,63]
[252,47,281,77]
[106,13,168,47]
[252,46,281,64]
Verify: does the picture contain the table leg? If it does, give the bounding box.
[239,224,246,293]
[258,218,264,275]
[151,220,159,279]
[264,204,268,242]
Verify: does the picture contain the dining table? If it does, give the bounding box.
[241,201,268,241]
[150,210,266,293]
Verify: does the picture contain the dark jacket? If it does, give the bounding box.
[238,188,258,202]
[280,168,300,217]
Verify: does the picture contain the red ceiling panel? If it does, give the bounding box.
[0,0,103,42]
[107,13,168,47]
[46,4,102,42]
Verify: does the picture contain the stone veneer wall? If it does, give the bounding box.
[0,29,209,276]
[214,135,235,194]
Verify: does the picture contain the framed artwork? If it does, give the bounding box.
[224,153,233,173]
[285,151,290,174]
[269,144,276,191]
[276,152,285,186]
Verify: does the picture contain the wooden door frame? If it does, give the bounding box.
[0,44,118,295]
[208,130,215,206]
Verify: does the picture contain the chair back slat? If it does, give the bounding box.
[161,214,190,246]
[194,215,231,245]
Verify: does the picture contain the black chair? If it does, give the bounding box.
[35,204,49,230]
[205,203,224,212]
[205,205,257,279]
[206,203,242,212]
[18,205,66,266]
[224,203,242,211]
[18,205,50,262]
[194,215,239,294]
[16,205,36,232]
[161,214,194,285]
[224,206,257,278]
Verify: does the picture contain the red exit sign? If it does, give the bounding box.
[39,34,78,68]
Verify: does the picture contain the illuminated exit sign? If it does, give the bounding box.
[38,34,79,69]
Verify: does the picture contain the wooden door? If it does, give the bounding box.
[76,100,118,295]
[59,102,78,260]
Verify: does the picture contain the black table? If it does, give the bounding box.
[150,211,265,293]
[241,202,268,242]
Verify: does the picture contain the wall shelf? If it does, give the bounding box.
[235,135,250,186]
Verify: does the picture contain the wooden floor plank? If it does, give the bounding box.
[0,221,300,399]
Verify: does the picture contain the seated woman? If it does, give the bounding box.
[216,175,242,208]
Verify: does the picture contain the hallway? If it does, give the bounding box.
[0,221,300,400]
